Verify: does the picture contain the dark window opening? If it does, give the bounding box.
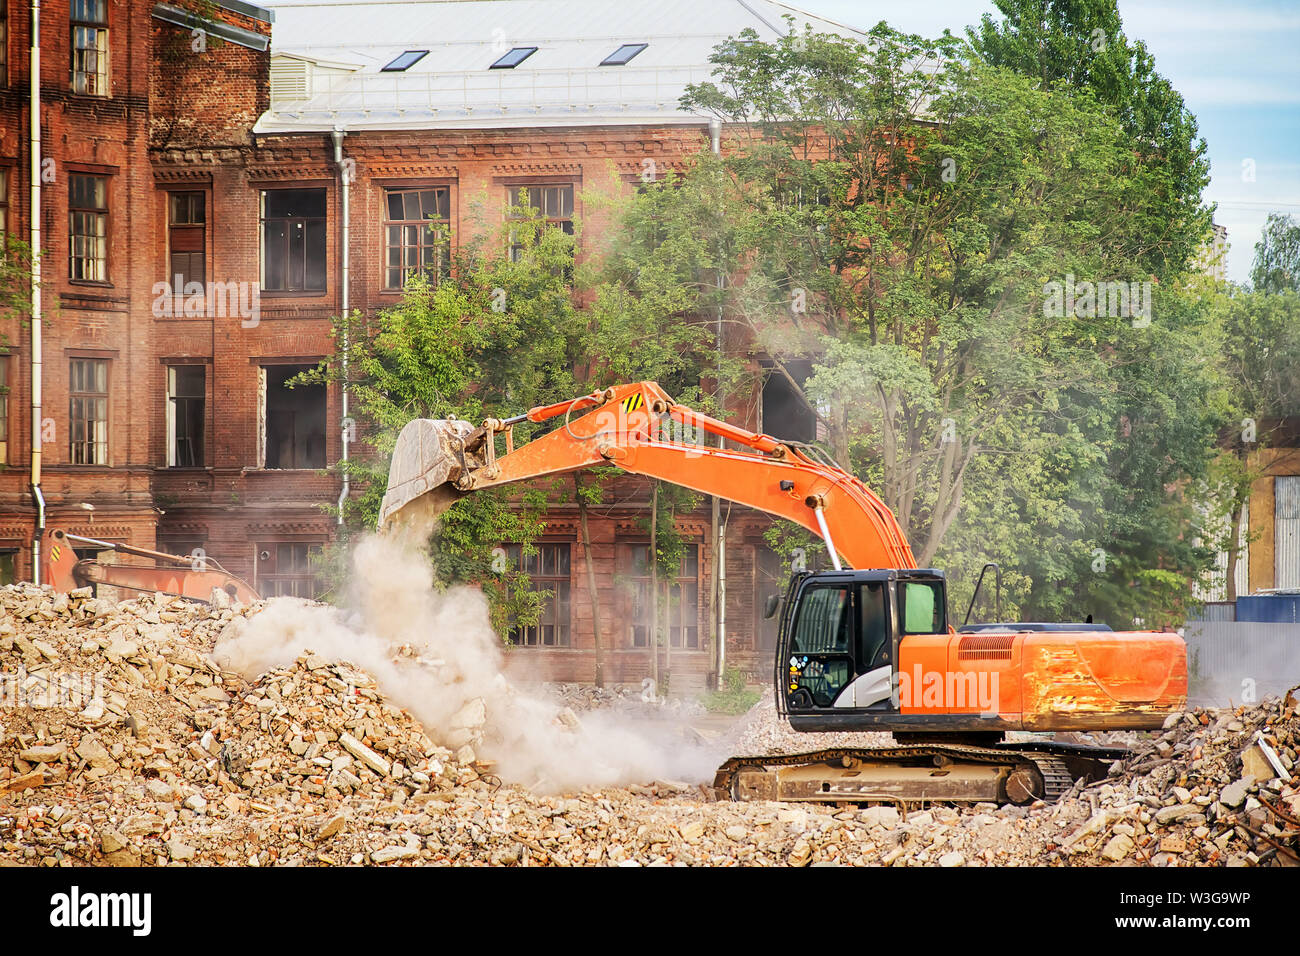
[261,189,326,293]
[761,359,816,444]
[384,187,451,289]
[168,365,204,467]
[168,191,205,290]
[601,43,647,66]
[506,543,571,646]
[491,46,537,69]
[382,49,428,71]
[264,364,325,469]
[0,549,16,586]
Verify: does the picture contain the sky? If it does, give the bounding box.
[796,0,1300,285]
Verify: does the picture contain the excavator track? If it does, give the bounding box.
[712,742,1125,806]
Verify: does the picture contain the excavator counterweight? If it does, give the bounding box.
[380,382,1188,805]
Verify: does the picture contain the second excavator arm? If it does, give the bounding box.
[379,381,916,571]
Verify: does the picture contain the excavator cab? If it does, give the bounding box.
[777,569,948,716]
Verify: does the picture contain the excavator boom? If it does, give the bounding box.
[380,381,914,570]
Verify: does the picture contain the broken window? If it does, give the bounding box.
[168,191,205,291]
[506,543,571,646]
[262,364,325,469]
[69,174,108,282]
[506,184,574,263]
[383,187,451,289]
[71,0,109,96]
[260,189,326,293]
[167,365,204,467]
[69,358,108,465]
[258,542,322,598]
[761,360,817,444]
[626,543,700,649]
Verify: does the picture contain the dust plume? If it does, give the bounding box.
[213,532,727,790]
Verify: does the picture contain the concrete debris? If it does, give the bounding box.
[1,582,1297,866]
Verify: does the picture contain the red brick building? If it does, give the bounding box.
[1,0,865,691]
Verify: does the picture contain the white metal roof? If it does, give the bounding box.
[253,0,871,134]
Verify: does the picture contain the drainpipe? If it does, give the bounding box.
[30,0,44,583]
[332,128,349,525]
[708,116,726,684]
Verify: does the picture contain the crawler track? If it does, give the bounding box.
[713,741,1127,806]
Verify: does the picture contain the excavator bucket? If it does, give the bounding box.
[378,418,479,534]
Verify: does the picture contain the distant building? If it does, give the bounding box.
[1197,222,1229,281]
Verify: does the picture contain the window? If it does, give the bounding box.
[0,354,9,464]
[0,0,7,82]
[260,189,326,293]
[506,543,571,646]
[490,46,537,69]
[506,184,574,262]
[71,0,109,96]
[69,358,108,465]
[0,549,16,586]
[383,187,451,289]
[168,192,205,290]
[69,174,108,282]
[262,364,326,469]
[382,50,428,72]
[259,542,322,598]
[601,43,647,66]
[626,544,700,649]
[900,580,945,635]
[167,365,204,467]
[761,359,816,443]
[0,168,8,238]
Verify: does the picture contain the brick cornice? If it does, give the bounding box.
[366,163,459,179]
[491,162,584,178]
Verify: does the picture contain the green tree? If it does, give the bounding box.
[967,0,1213,280]
[680,23,1220,625]
[1250,213,1300,294]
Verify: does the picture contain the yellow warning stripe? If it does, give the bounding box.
[620,393,644,415]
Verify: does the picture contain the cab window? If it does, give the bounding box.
[901,580,944,634]
[790,586,851,653]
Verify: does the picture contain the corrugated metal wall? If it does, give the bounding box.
[1278,476,1300,589]
[1184,621,1300,704]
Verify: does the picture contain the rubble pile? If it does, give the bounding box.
[1056,690,1299,867]
[1,581,1296,866]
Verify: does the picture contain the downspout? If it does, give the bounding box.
[332,128,349,525]
[708,116,726,684]
[30,0,44,583]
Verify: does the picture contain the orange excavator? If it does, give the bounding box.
[380,381,1187,804]
[40,528,260,605]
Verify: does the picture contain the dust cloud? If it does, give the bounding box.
[213,532,727,791]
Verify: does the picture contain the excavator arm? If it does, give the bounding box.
[379,381,916,570]
[41,528,260,605]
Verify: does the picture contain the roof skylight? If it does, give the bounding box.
[601,43,648,66]
[381,50,429,72]
[490,46,538,69]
